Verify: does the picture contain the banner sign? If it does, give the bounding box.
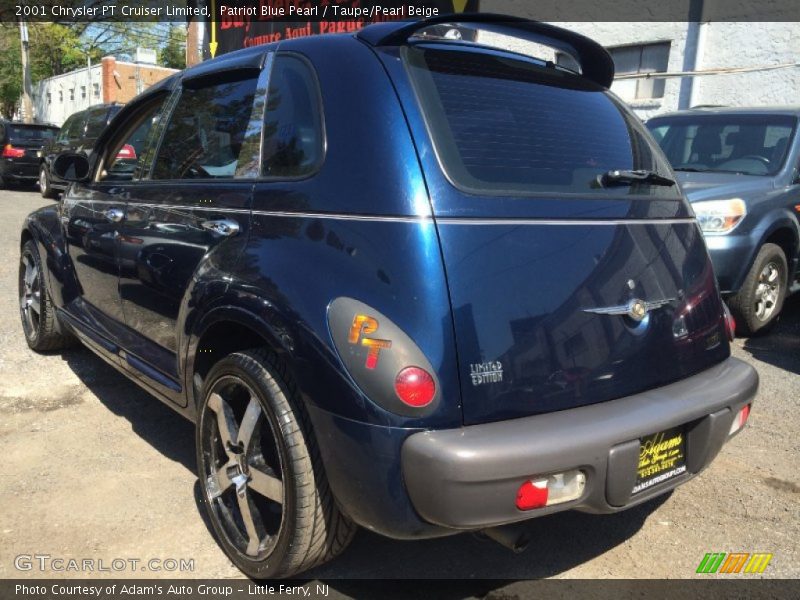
[203,0,479,57]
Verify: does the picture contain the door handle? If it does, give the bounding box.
[104,208,124,223]
[201,219,240,237]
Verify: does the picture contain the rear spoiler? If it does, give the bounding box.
[357,13,615,88]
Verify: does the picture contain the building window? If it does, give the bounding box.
[608,42,670,100]
[93,83,100,98]
[81,86,86,99]
[47,92,51,105]
[58,90,63,102]
[69,88,75,101]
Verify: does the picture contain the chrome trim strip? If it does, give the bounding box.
[435,218,697,226]
[251,210,432,223]
[93,203,696,226]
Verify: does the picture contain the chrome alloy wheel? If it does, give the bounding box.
[19,251,42,337]
[199,376,285,560]
[754,261,781,322]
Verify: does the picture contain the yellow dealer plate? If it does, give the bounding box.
[632,427,687,495]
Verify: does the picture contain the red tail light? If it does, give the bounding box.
[2,144,26,158]
[116,144,137,160]
[394,367,436,407]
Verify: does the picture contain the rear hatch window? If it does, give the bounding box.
[8,125,58,143]
[404,46,676,198]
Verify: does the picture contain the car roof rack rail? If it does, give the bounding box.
[356,13,615,88]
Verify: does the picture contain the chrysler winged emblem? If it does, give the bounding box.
[583,298,673,322]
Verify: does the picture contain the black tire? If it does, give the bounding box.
[727,243,788,336]
[196,349,356,578]
[39,165,57,199]
[19,239,75,351]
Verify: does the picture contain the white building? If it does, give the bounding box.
[32,63,103,126]
[555,21,800,119]
[30,50,177,126]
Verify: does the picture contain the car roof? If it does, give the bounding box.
[1,121,59,128]
[651,106,800,119]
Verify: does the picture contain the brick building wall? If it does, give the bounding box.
[100,57,179,105]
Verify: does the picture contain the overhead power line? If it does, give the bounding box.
[616,61,800,80]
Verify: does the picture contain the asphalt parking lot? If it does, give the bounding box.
[0,188,797,590]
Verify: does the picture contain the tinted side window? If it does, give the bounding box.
[67,114,87,140]
[405,47,675,197]
[84,109,110,140]
[57,115,78,142]
[152,74,259,179]
[262,55,324,178]
[99,97,168,182]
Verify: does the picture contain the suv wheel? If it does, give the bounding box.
[728,242,788,336]
[196,349,356,578]
[39,165,56,199]
[19,240,75,351]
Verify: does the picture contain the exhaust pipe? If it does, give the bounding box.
[481,524,532,553]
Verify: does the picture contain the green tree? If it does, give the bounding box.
[0,25,22,118]
[29,23,97,80]
[160,25,186,70]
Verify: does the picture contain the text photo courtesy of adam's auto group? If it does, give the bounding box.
[0,0,799,593]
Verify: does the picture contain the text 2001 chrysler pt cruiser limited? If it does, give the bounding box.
[19,15,758,577]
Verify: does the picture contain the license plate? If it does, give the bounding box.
[632,426,687,494]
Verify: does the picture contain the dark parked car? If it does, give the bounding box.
[0,121,58,187]
[647,107,800,335]
[38,103,123,198]
[19,15,758,578]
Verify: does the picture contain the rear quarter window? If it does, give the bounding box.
[261,54,325,179]
[404,46,675,197]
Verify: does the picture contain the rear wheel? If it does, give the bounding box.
[19,239,75,351]
[728,243,788,336]
[196,349,355,578]
[39,165,56,199]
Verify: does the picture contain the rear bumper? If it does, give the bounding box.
[1,159,39,180]
[401,356,758,530]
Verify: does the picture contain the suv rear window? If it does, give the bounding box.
[8,125,57,141]
[404,46,675,197]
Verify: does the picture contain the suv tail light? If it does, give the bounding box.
[2,144,26,158]
[116,144,137,160]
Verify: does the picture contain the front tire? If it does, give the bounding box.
[19,239,75,351]
[196,349,355,578]
[728,243,788,336]
[39,165,57,199]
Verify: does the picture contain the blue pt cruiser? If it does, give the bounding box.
[19,15,758,577]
